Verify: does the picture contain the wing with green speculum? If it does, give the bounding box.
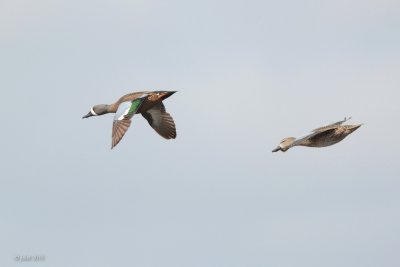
[111,98,145,149]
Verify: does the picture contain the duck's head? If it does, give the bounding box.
[272,137,296,152]
[82,104,109,118]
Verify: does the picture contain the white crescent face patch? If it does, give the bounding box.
[90,107,98,116]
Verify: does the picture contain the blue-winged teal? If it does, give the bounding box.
[83,91,177,149]
[272,117,362,152]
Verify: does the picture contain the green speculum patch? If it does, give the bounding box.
[127,99,143,116]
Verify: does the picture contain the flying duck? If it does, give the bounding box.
[272,117,362,152]
[83,91,177,149]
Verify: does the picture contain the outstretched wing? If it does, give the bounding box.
[142,102,176,139]
[311,116,351,133]
[112,98,144,149]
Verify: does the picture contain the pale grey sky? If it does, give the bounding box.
[1,0,399,266]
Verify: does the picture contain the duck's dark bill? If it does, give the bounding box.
[82,112,92,119]
[272,147,281,152]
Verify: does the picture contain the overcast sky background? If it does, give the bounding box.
[1,0,399,266]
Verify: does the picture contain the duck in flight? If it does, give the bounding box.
[83,91,177,149]
[272,117,362,152]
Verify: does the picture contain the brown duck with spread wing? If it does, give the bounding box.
[83,91,177,149]
[272,117,362,152]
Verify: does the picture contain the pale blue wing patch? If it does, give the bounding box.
[114,101,131,121]
[113,98,145,122]
[111,97,146,149]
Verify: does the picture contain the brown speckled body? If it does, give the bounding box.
[297,126,359,147]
